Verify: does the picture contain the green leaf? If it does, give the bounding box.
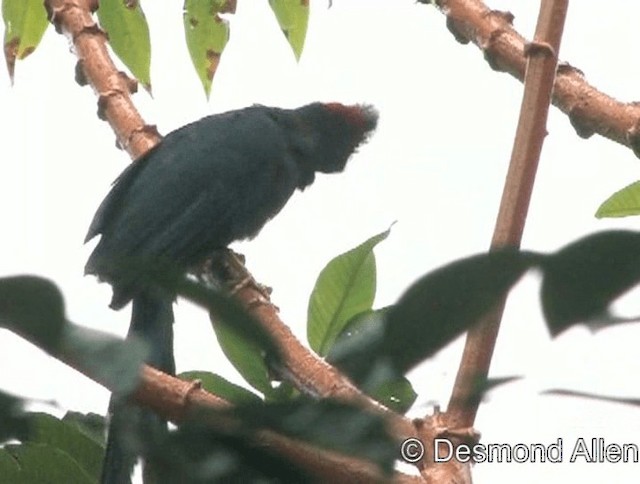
[307,228,390,356]
[368,376,417,414]
[269,0,309,61]
[0,276,66,353]
[596,180,640,218]
[540,231,640,335]
[97,0,152,91]
[27,413,104,481]
[175,277,282,397]
[62,412,107,448]
[0,443,94,484]
[183,0,233,98]
[211,317,274,397]
[179,371,262,405]
[384,249,538,373]
[2,0,48,82]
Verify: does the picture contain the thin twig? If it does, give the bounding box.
[446,0,569,429]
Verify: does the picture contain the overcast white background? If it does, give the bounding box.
[2,1,640,482]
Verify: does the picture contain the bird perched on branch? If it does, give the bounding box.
[84,102,379,484]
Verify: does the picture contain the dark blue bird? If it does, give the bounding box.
[85,102,378,483]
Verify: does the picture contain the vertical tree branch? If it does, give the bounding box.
[446,0,569,428]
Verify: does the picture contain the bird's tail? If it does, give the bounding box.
[101,291,175,484]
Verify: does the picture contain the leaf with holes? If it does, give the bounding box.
[269,0,309,61]
[183,0,234,98]
[2,0,48,82]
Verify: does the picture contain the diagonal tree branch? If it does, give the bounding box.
[446,0,568,427]
[422,0,640,157]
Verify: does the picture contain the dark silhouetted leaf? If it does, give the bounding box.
[233,399,396,473]
[179,371,262,405]
[0,391,29,443]
[384,249,539,373]
[2,0,48,82]
[327,309,416,413]
[269,0,309,60]
[540,231,640,335]
[59,324,148,396]
[543,389,640,407]
[307,228,390,356]
[153,424,312,484]
[97,0,152,91]
[596,180,640,218]
[0,276,66,352]
[458,375,522,408]
[183,0,233,98]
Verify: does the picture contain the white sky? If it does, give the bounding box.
[2,1,640,482]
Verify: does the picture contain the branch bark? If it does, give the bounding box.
[424,0,640,157]
[446,0,568,428]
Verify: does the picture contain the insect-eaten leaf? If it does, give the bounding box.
[97,0,152,92]
[383,249,538,373]
[0,276,66,353]
[183,0,232,98]
[540,231,640,335]
[269,0,309,61]
[596,180,640,219]
[307,227,390,356]
[2,0,49,82]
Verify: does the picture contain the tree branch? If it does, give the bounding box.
[57,353,420,483]
[423,0,640,157]
[446,0,568,428]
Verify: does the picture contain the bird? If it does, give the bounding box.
[84,102,379,483]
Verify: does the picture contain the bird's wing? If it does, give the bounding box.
[84,145,161,243]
